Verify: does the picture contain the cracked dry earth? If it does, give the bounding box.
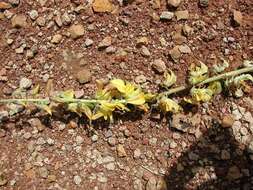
[0,0,253,190]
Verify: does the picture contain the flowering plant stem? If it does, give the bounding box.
[163,66,253,96]
[0,67,253,105]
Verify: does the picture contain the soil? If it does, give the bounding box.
[0,0,253,190]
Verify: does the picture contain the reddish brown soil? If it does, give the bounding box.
[0,0,253,190]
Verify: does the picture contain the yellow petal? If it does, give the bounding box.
[60,89,74,99]
[126,89,146,105]
[31,84,40,96]
[79,104,93,120]
[144,93,156,102]
[158,97,181,113]
[208,81,222,94]
[38,104,52,115]
[162,70,177,88]
[189,62,208,85]
[110,79,126,93]
[190,87,213,102]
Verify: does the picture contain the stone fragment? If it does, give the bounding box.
[62,12,71,25]
[232,10,242,26]
[167,0,181,7]
[227,166,242,180]
[76,69,91,84]
[73,175,82,185]
[0,2,11,9]
[199,0,209,7]
[11,14,27,28]
[38,167,48,178]
[146,177,157,190]
[92,0,113,13]
[172,114,190,132]
[169,46,181,61]
[19,77,32,89]
[98,36,112,48]
[178,45,191,54]
[141,46,151,57]
[182,24,193,36]
[175,10,189,20]
[222,114,235,128]
[152,59,166,73]
[51,34,62,44]
[136,37,148,46]
[29,10,38,20]
[8,0,20,5]
[36,16,46,26]
[91,134,98,142]
[0,173,8,186]
[84,38,94,47]
[54,14,62,27]
[69,24,84,39]
[0,111,8,122]
[172,33,187,44]
[133,148,141,159]
[117,144,127,157]
[160,11,174,20]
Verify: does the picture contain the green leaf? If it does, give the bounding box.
[162,70,177,88]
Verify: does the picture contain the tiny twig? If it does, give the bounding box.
[140,165,164,176]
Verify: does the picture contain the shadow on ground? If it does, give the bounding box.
[164,123,253,190]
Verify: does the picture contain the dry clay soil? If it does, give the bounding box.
[0,0,253,190]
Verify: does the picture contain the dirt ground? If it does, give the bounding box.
[0,0,253,189]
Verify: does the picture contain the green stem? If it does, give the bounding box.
[51,97,127,104]
[0,98,50,104]
[0,67,252,104]
[162,66,253,96]
[198,66,253,85]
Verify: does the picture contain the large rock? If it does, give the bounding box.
[69,24,84,39]
[11,14,27,28]
[92,0,113,13]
